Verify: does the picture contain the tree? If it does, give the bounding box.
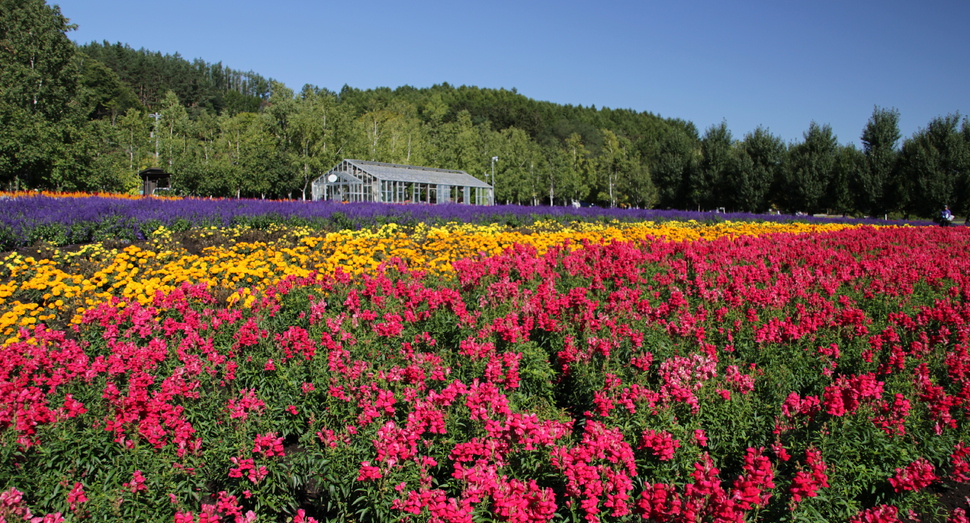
[784,122,838,214]
[496,126,545,205]
[66,107,152,194]
[597,129,624,208]
[692,121,733,210]
[78,118,140,193]
[290,86,346,199]
[560,133,593,204]
[898,114,968,218]
[172,110,221,196]
[616,155,656,209]
[157,91,191,168]
[76,53,143,122]
[0,0,83,189]
[729,126,785,212]
[652,123,699,209]
[453,110,483,174]
[856,106,901,216]
[116,108,152,170]
[597,129,654,208]
[381,101,428,166]
[830,144,864,216]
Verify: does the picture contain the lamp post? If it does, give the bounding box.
[491,156,498,205]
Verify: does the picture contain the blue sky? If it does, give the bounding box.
[54,0,968,147]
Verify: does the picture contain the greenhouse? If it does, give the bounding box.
[311,159,494,205]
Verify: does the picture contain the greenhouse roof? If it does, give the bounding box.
[341,160,491,188]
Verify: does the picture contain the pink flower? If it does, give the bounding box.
[771,441,790,461]
[227,389,266,420]
[889,457,937,492]
[871,393,911,436]
[637,483,682,522]
[823,373,884,417]
[123,470,148,493]
[849,504,901,523]
[639,429,680,461]
[732,447,774,510]
[950,442,970,482]
[949,508,970,523]
[215,491,242,519]
[0,488,65,522]
[357,462,383,481]
[66,482,87,511]
[228,456,268,484]
[724,364,755,394]
[252,432,285,457]
[694,429,708,447]
[60,394,87,418]
[293,509,321,523]
[790,447,828,504]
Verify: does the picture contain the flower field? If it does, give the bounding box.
[1,198,969,522]
[0,192,922,252]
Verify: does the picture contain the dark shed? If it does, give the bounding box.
[138,168,172,196]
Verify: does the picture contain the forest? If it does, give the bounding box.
[2,0,969,219]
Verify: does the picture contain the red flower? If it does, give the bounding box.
[790,447,828,504]
[849,504,901,523]
[123,470,148,493]
[950,442,970,483]
[66,482,87,511]
[252,432,285,457]
[639,429,680,461]
[357,462,383,481]
[889,457,937,492]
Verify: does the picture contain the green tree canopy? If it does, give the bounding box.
[899,114,969,217]
[856,106,902,216]
[0,0,83,190]
[729,126,785,213]
[785,122,839,214]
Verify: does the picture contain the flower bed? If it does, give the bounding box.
[0,193,926,251]
[0,220,858,344]
[1,223,969,522]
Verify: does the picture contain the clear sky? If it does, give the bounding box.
[53,0,968,147]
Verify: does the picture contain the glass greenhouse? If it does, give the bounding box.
[312,160,494,205]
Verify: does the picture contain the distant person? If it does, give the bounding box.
[940,205,953,227]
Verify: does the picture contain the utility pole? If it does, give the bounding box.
[150,113,161,163]
[491,156,498,205]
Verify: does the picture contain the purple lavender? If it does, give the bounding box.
[0,196,932,250]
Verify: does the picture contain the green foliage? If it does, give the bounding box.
[899,113,969,218]
[327,211,357,231]
[691,121,733,211]
[731,126,786,213]
[77,41,270,114]
[0,223,15,251]
[25,222,68,246]
[0,0,86,191]
[652,122,699,209]
[856,106,902,216]
[784,122,839,214]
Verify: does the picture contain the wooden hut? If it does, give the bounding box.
[138,168,172,196]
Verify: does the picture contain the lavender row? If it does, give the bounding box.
[0,196,930,250]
